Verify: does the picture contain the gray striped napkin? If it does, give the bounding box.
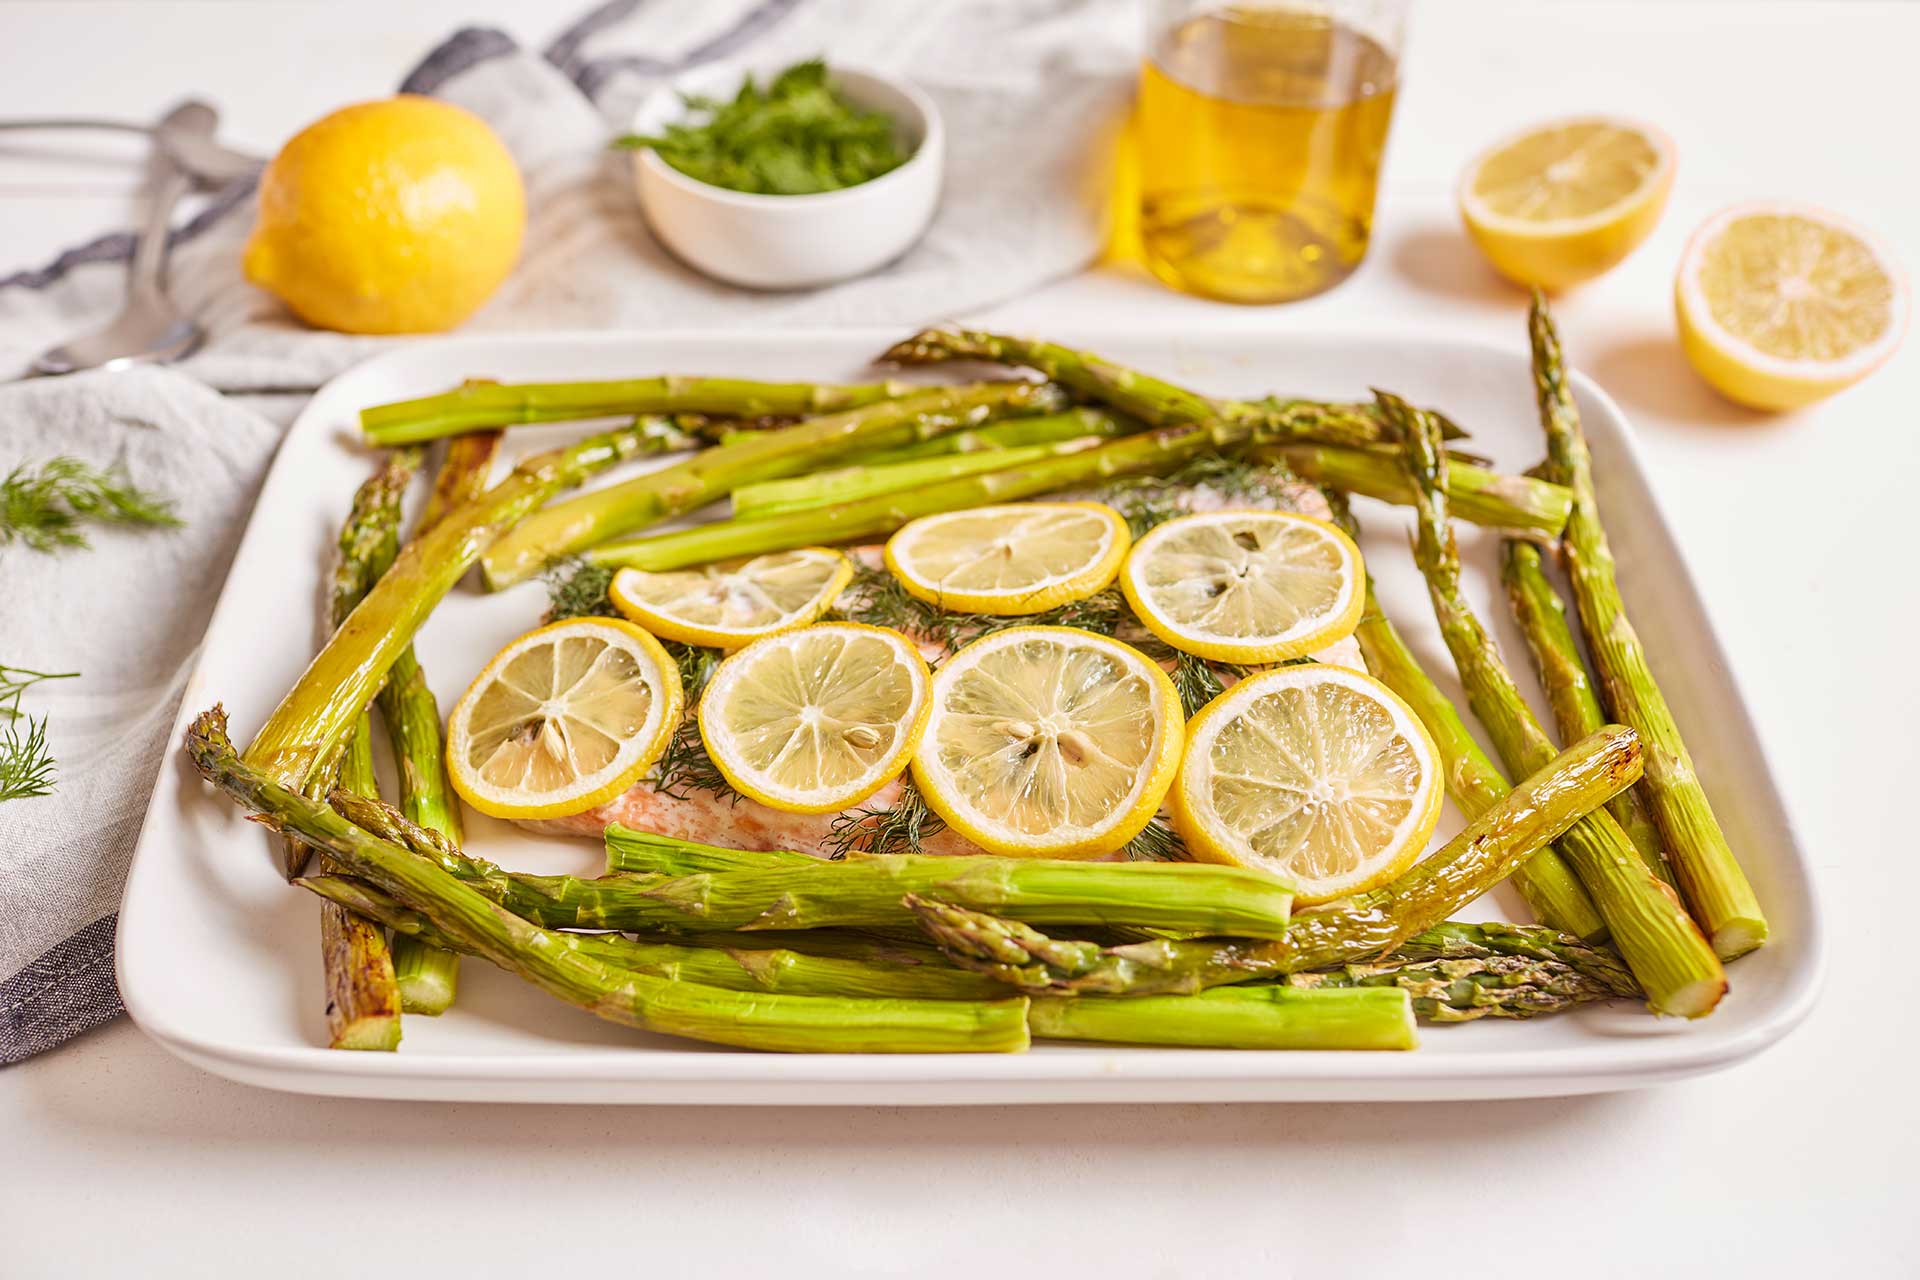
[0,0,1131,1063]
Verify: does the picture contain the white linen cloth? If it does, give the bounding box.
[0,0,1134,1061]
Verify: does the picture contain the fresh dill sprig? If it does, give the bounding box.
[827,775,946,859]
[614,59,908,196]
[1142,641,1227,719]
[541,560,740,800]
[1092,453,1288,537]
[667,640,723,700]
[0,664,77,718]
[1,456,182,552]
[840,559,1230,718]
[833,559,945,639]
[0,713,57,802]
[836,561,1134,653]
[0,665,75,803]
[1121,818,1191,862]
[648,640,738,802]
[542,558,619,622]
[650,720,735,804]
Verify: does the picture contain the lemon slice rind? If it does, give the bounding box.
[697,622,931,816]
[609,548,853,650]
[884,502,1131,616]
[910,625,1183,858]
[1171,663,1442,905]
[1120,510,1366,665]
[446,617,683,820]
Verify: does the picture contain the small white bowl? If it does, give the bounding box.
[628,62,943,291]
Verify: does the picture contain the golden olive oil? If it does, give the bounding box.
[1138,8,1399,303]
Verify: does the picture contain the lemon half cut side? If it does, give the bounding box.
[1459,116,1674,290]
[1676,202,1908,411]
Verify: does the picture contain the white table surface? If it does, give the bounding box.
[3,1,1916,1275]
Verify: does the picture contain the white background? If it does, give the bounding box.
[2,1,1916,1275]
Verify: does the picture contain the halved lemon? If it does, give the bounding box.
[1676,202,1908,411]
[1120,510,1365,665]
[1459,117,1674,290]
[1171,665,1442,905]
[884,502,1130,616]
[609,548,853,649]
[911,626,1182,858]
[697,622,930,815]
[445,617,683,820]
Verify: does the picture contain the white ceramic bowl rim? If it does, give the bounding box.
[630,63,943,212]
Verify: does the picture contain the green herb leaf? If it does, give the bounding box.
[0,664,78,720]
[0,664,74,802]
[613,58,909,196]
[827,775,945,859]
[0,712,58,802]
[541,558,620,622]
[1,456,182,553]
[1122,818,1191,862]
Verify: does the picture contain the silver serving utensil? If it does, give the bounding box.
[0,115,262,187]
[27,102,219,377]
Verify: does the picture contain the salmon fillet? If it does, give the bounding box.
[522,464,1361,850]
[524,775,983,857]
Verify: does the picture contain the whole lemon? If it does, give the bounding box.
[243,96,525,335]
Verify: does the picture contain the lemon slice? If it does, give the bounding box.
[1171,665,1441,905]
[697,622,931,815]
[1459,117,1674,289]
[446,617,683,820]
[911,626,1182,858]
[609,548,853,649]
[1119,510,1365,665]
[884,502,1130,616]
[1676,202,1908,411]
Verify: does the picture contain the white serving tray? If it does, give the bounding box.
[117,331,1822,1104]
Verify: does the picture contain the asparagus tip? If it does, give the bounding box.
[877,325,962,366]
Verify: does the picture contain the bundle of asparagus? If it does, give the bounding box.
[180,314,1768,1057]
[188,705,1642,1051]
[1527,297,1767,960]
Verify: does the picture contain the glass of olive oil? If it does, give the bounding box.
[1139,1,1406,303]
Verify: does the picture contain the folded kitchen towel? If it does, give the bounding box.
[0,0,1134,1063]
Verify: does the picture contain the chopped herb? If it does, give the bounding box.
[1,456,181,552]
[649,641,737,803]
[542,558,619,622]
[836,563,1230,718]
[1092,453,1300,538]
[1144,641,1227,719]
[614,59,908,196]
[1122,818,1191,863]
[836,562,1135,654]
[828,775,946,859]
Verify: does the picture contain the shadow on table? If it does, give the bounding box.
[1584,334,1776,431]
[1385,222,1518,306]
[27,1021,1647,1160]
